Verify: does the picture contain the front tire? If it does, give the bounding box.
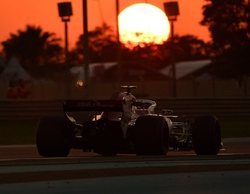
[192,115,221,155]
[36,116,72,157]
[133,115,169,155]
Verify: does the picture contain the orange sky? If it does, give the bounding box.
[0,0,210,49]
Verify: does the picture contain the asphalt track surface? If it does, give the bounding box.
[0,138,250,193]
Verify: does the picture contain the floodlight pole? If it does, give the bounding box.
[170,20,176,97]
[82,0,89,88]
[64,20,71,98]
[116,0,120,44]
[58,2,73,99]
[163,1,179,97]
[64,21,69,65]
[116,0,122,82]
[58,2,72,66]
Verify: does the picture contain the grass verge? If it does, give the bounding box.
[219,116,250,138]
[0,120,38,145]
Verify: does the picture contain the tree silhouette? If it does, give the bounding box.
[119,34,210,70]
[2,25,63,71]
[164,35,211,62]
[72,23,211,71]
[201,0,249,53]
[201,0,250,78]
[72,23,118,64]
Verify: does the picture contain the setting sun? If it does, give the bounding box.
[118,3,170,47]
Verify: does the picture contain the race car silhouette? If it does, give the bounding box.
[36,86,221,156]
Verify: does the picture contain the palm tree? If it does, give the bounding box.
[2,25,64,71]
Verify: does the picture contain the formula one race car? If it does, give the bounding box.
[36,86,221,157]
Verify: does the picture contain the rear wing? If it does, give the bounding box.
[63,100,123,112]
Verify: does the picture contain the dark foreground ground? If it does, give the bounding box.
[0,139,250,194]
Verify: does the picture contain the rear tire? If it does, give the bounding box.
[93,120,122,156]
[133,115,169,155]
[36,116,72,157]
[192,115,221,155]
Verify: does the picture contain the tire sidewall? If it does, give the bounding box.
[192,115,221,155]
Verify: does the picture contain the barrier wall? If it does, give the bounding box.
[0,98,250,120]
[0,79,249,100]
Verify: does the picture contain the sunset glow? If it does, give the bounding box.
[0,0,210,49]
[118,3,170,46]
